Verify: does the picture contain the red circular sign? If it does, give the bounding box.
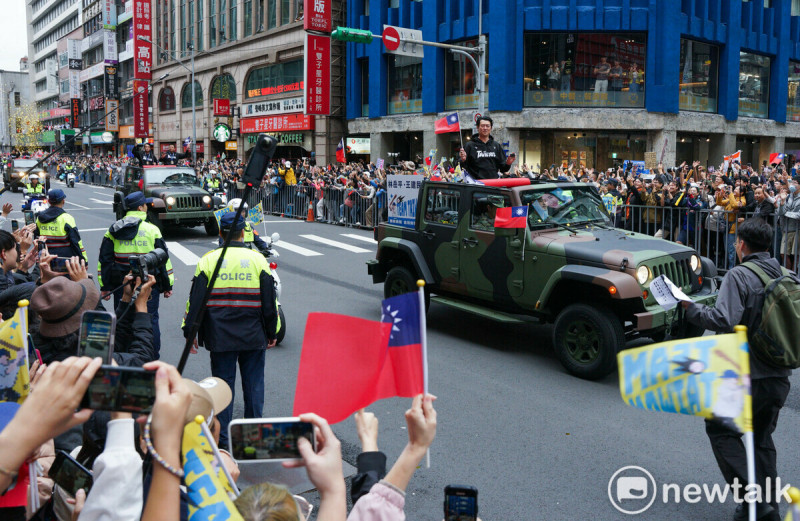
[382,26,400,52]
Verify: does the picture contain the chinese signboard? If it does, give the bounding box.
[387,174,421,229]
[304,0,331,33]
[243,97,304,117]
[102,0,117,28]
[132,0,152,80]
[246,81,303,98]
[105,99,119,131]
[346,137,370,154]
[71,98,81,128]
[304,34,330,116]
[240,114,315,134]
[105,66,119,99]
[133,80,148,137]
[213,98,231,116]
[89,96,105,111]
[104,30,118,64]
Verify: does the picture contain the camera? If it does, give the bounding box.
[129,248,169,280]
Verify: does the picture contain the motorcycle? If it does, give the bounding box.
[259,232,285,345]
[67,171,75,188]
[211,189,227,207]
[22,191,49,219]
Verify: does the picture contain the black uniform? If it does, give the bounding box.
[159,150,188,165]
[459,133,510,180]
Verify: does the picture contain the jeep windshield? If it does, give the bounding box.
[144,168,198,185]
[13,160,40,170]
[520,186,611,229]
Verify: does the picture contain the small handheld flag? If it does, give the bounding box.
[434,113,460,134]
[494,206,529,228]
[336,138,346,163]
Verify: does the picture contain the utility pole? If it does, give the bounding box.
[189,42,196,165]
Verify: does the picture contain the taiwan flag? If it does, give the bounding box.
[378,292,425,399]
[434,112,460,134]
[495,206,529,228]
[336,138,346,163]
[769,152,785,165]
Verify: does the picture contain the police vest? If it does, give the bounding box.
[243,223,255,243]
[208,178,220,189]
[195,246,280,333]
[26,183,43,193]
[36,212,86,260]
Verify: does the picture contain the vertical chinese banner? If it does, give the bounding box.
[105,99,119,131]
[303,0,332,33]
[132,0,152,80]
[133,81,148,138]
[304,34,331,116]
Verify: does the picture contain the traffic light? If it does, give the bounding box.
[330,26,373,44]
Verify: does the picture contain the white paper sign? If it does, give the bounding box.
[650,274,692,309]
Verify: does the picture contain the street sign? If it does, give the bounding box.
[304,34,331,116]
[382,25,423,58]
[382,26,400,52]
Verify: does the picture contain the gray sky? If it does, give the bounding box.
[0,1,29,72]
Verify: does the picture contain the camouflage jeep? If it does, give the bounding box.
[366,179,718,380]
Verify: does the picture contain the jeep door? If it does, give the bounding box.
[418,185,463,294]
[459,191,523,300]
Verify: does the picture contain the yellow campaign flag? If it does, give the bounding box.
[248,202,263,225]
[182,419,242,521]
[0,305,30,404]
[617,327,752,434]
[213,207,231,226]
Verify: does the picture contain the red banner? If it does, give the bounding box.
[304,34,331,116]
[304,0,332,33]
[71,98,81,126]
[240,113,315,134]
[133,80,149,138]
[213,98,230,116]
[132,0,152,80]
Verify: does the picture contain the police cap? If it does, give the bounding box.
[220,212,246,231]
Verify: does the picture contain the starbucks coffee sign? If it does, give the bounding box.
[213,123,231,142]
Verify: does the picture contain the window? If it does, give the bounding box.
[388,55,422,114]
[424,188,460,226]
[170,0,175,56]
[59,52,68,67]
[180,0,186,55]
[159,87,176,112]
[267,0,276,29]
[523,32,646,108]
[788,61,800,122]
[679,39,719,113]
[245,60,303,98]
[470,193,510,231]
[181,81,203,108]
[196,0,203,51]
[188,0,194,52]
[244,0,252,37]
[220,0,227,43]
[281,0,290,25]
[793,0,800,16]
[739,51,769,118]
[360,59,369,117]
[14,92,20,107]
[210,74,237,102]
[210,0,216,47]
[229,0,237,41]
[444,39,486,110]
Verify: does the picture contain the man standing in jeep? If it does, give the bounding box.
[458,116,515,180]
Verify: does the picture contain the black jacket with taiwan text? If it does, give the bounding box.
[460,133,510,180]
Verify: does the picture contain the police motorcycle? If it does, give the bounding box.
[21,175,49,217]
[226,198,285,344]
[66,165,76,188]
[207,171,227,207]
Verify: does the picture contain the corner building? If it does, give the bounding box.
[346,0,800,170]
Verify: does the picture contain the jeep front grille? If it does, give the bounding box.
[650,259,692,288]
[174,195,204,210]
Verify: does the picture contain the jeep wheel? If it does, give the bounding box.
[275,305,286,345]
[205,218,219,236]
[384,266,430,310]
[553,303,624,380]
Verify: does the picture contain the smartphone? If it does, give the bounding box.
[444,485,478,521]
[80,365,156,413]
[77,310,116,362]
[23,211,34,226]
[229,417,315,462]
[11,220,18,232]
[50,257,70,273]
[50,450,93,497]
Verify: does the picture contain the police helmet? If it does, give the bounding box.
[227,198,248,211]
[29,174,39,181]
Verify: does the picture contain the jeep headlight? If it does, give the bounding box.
[165,196,175,205]
[636,266,651,285]
[690,254,702,274]
[202,195,211,204]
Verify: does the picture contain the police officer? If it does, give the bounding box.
[206,171,221,191]
[217,199,269,252]
[98,191,174,357]
[25,174,44,194]
[160,144,188,165]
[34,189,87,262]
[183,212,279,449]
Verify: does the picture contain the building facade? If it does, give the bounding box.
[346,0,800,170]
[151,0,345,163]
[0,70,32,153]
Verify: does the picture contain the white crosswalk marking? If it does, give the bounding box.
[273,241,323,257]
[340,233,377,244]
[90,198,114,205]
[65,200,91,209]
[299,234,371,253]
[166,241,201,266]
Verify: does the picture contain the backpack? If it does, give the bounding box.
[741,261,800,368]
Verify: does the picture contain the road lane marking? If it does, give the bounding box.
[273,241,323,257]
[93,191,107,195]
[79,228,108,232]
[299,234,371,253]
[340,233,377,244]
[166,241,201,265]
[90,198,114,205]
[65,201,91,209]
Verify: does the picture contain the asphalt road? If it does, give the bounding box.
[8,178,800,520]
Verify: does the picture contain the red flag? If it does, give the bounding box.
[494,206,529,228]
[769,152,785,165]
[336,138,346,163]
[434,113,460,134]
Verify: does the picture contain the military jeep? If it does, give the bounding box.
[114,164,220,235]
[367,179,718,380]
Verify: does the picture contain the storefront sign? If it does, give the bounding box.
[225,141,238,151]
[105,99,119,131]
[120,124,153,138]
[247,132,306,144]
[68,70,80,99]
[133,80,149,137]
[212,123,231,142]
[240,114,315,133]
[132,0,152,80]
[346,137,370,154]
[246,81,303,98]
[104,66,119,99]
[242,97,304,118]
[89,96,105,111]
[213,98,230,116]
[102,0,117,28]
[79,62,105,83]
[304,34,331,116]
[71,98,81,127]
[68,58,83,70]
[103,29,118,64]
[304,0,331,33]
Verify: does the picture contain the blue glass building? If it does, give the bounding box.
[345,0,800,170]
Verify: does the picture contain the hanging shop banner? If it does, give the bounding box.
[242,97,304,118]
[102,0,117,28]
[213,98,230,116]
[133,80,149,137]
[105,99,119,131]
[304,34,331,116]
[71,98,81,127]
[104,66,119,99]
[104,29,118,64]
[89,96,105,111]
[303,0,331,33]
[346,137,370,154]
[132,0,152,80]
[240,114,315,134]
